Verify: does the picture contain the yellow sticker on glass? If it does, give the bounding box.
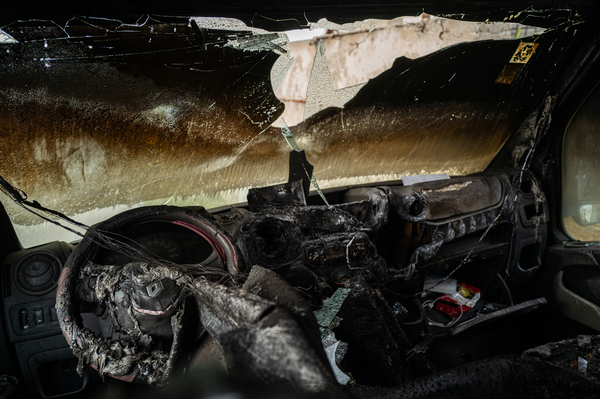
[496,42,539,84]
[509,42,539,64]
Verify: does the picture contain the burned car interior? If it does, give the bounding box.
[2,1,600,398]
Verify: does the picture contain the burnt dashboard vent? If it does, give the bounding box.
[14,252,61,296]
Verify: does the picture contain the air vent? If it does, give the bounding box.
[2,265,10,298]
[14,252,61,296]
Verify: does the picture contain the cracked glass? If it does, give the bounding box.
[0,12,576,248]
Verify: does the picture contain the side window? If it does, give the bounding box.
[563,81,600,240]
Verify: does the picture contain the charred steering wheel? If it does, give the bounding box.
[56,205,240,385]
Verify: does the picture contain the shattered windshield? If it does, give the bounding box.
[0,13,572,248]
